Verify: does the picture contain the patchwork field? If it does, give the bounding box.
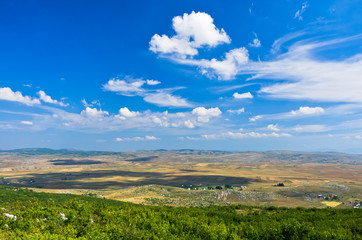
[0,149,361,208]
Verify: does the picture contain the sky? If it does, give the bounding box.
[1,0,362,152]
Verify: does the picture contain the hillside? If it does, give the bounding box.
[0,186,361,239]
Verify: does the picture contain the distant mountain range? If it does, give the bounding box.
[1,148,361,165]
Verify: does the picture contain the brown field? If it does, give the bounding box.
[0,149,361,208]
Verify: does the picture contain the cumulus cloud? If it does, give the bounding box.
[249,115,262,122]
[103,77,192,108]
[149,12,249,80]
[233,92,253,99]
[0,87,40,106]
[151,12,362,103]
[103,78,145,96]
[184,120,195,128]
[80,107,109,118]
[118,107,139,118]
[149,35,198,57]
[176,47,249,80]
[227,108,245,114]
[37,90,68,107]
[146,80,161,85]
[150,11,230,57]
[291,106,324,116]
[248,33,261,48]
[267,124,279,131]
[29,103,223,132]
[192,107,222,122]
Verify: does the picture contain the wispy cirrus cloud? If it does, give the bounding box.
[150,12,362,104]
[249,106,325,122]
[294,2,309,21]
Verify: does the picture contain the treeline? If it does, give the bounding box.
[0,187,361,239]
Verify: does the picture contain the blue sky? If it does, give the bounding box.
[1,0,362,152]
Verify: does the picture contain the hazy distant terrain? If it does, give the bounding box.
[0,148,361,208]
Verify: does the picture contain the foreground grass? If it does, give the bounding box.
[0,186,361,239]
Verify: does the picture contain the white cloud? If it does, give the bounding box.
[249,38,261,48]
[21,121,33,125]
[294,2,309,20]
[192,107,222,122]
[143,92,192,108]
[184,120,195,128]
[200,130,291,140]
[103,77,191,108]
[201,134,217,140]
[80,107,109,118]
[252,35,362,103]
[248,106,324,122]
[0,87,40,106]
[37,90,68,107]
[149,35,198,57]
[115,135,159,142]
[149,12,248,80]
[146,80,161,85]
[227,108,245,114]
[176,47,249,80]
[152,16,362,104]
[8,102,224,133]
[293,124,329,132]
[225,131,291,138]
[291,106,324,116]
[145,135,158,140]
[233,92,253,99]
[271,31,305,55]
[248,33,261,48]
[102,78,145,96]
[249,115,262,122]
[82,99,101,107]
[150,11,230,57]
[267,124,279,131]
[172,11,230,48]
[118,107,139,118]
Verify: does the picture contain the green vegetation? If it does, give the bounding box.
[0,186,361,239]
